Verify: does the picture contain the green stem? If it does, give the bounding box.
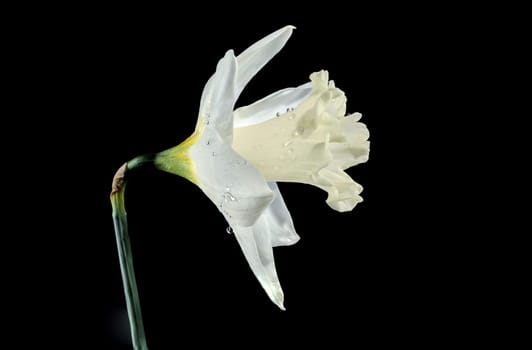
[110,154,154,350]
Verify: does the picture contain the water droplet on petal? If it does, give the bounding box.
[276,112,281,117]
[206,139,211,146]
[223,190,237,202]
[226,226,233,234]
[293,127,305,137]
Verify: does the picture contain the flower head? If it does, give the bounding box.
[155,26,369,309]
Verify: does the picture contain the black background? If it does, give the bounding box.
[13,4,488,349]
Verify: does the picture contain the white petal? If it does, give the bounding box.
[197,50,237,142]
[188,128,273,227]
[232,217,285,310]
[266,182,299,247]
[198,26,294,131]
[233,82,312,128]
[235,25,295,96]
[197,76,213,130]
[226,183,297,310]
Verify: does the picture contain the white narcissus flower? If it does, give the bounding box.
[155,26,369,310]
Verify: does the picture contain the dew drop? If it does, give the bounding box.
[206,139,211,146]
[293,127,305,137]
[223,190,237,202]
[276,112,281,117]
[283,140,293,147]
[226,226,233,234]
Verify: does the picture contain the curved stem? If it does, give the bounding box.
[110,154,154,350]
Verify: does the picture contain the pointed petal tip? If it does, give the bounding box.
[270,287,285,310]
[225,49,236,58]
[273,295,286,311]
[282,25,296,37]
